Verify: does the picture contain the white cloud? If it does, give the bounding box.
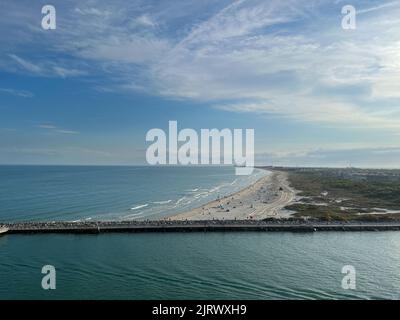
[0,88,34,98]
[216,96,400,130]
[135,14,157,28]
[8,54,87,79]
[37,124,80,135]
[77,36,170,64]
[55,130,80,135]
[74,7,111,17]
[9,54,42,74]
[37,124,57,129]
[52,66,87,78]
[358,1,400,14]
[146,0,400,131]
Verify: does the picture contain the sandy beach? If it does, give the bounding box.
[169,170,297,220]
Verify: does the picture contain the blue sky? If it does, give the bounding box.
[1,0,400,167]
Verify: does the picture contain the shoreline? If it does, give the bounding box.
[3,168,400,233]
[168,169,297,221]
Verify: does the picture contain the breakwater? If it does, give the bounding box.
[2,220,400,234]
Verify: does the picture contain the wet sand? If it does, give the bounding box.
[169,170,297,220]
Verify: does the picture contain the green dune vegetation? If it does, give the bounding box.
[278,167,400,222]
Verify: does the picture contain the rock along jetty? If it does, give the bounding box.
[1,220,400,234]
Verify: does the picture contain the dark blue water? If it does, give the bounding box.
[0,166,267,222]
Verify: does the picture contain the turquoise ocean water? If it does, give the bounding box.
[1,232,400,299]
[0,165,267,222]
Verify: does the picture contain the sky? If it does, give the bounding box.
[1,0,400,167]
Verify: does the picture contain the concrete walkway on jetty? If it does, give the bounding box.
[0,226,9,234]
[2,220,400,234]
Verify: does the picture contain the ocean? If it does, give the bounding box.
[0,165,267,222]
[1,166,400,300]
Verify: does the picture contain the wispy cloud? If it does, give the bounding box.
[9,54,42,74]
[37,125,56,129]
[148,0,400,131]
[8,54,86,78]
[358,1,400,14]
[36,124,80,135]
[52,66,86,78]
[134,14,157,28]
[55,129,80,135]
[74,7,112,17]
[0,87,34,98]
